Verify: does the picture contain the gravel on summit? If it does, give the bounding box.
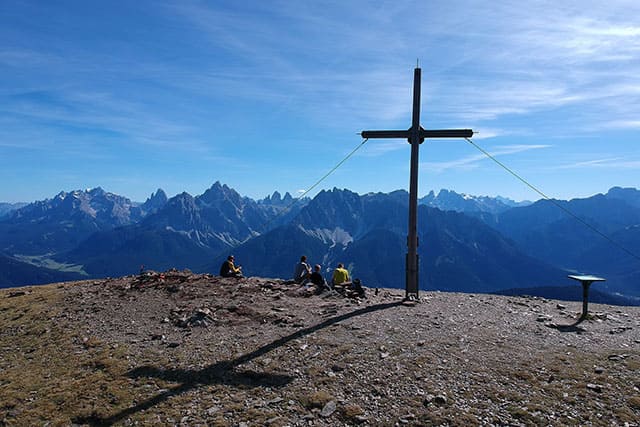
[3,270,640,426]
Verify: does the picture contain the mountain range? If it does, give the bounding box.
[420,189,531,214]
[0,187,167,255]
[0,183,638,304]
[0,202,28,219]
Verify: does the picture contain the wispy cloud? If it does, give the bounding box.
[358,140,407,157]
[1,82,223,155]
[1,0,639,202]
[59,0,640,138]
[467,128,510,140]
[558,157,640,169]
[598,120,640,130]
[423,144,551,173]
[0,49,61,67]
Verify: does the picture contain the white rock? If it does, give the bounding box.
[320,400,337,417]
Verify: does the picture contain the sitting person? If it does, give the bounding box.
[292,264,327,297]
[309,264,329,294]
[331,263,351,290]
[293,255,312,284]
[309,264,325,287]
[220,255,243,278]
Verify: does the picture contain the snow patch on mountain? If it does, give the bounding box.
[300,226,353,248]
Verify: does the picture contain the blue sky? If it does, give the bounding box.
[1,0,639,203]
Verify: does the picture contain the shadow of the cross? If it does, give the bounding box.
[74,301,404,426]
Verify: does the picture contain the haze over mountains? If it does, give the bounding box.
[1,183,638,304]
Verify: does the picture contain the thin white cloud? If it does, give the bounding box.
[467,128,508,140]
[357,141,407,157]
[599,120,640,130]
[423,144,551,173]
[2,84,220,154]
[558,157,640,170]
[3,0,640,180]
[0,49,61,67]
[66,0,640,139]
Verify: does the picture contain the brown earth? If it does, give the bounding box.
[1,270,639,426]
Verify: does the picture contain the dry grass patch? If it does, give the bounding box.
[628,396,640,410]
[340,403,364,420]
[0,285,167,425]
[298,390,334,409]
[626,357,640,371]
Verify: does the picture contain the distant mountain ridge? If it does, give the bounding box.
[0,202,28,219]
[420,189,531,214]
[0,187,150,255]
[606,186,640,209]
[209,187,566,294]
[484,188,640,296]
[1,184,638,305]
[56,182,309,277]
[258,190,295,207]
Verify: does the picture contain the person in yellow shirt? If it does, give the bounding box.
[331,263,351,288]
[220,255,243,278]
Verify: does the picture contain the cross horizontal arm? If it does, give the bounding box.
[361,130,410,139]
[361,129,473,140]
[420,129,473,138]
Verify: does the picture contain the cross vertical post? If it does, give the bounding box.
[406,68,422,299]
[361,67,473,300]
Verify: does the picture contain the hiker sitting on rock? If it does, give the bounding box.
[331,263,351,291]
[293,264,328,297]
[220,255,243,278]
[307,264,331,295]
[293,255,312,284]
[309,264,326,289]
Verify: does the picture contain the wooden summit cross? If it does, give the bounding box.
[361,67,473,300]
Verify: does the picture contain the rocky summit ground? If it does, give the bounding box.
[1,271,639,426]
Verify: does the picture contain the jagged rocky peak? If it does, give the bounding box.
[54,190,68,201]
[153,192,202,226]
[260,191,294,206]
[150,188,168,202]
[142,189,168,213]
[87,187,106,196]
[61,187,106,201]
[362,189,407,205]
[319,187,358,199]
[309,188,364,213]
[419,189,507,214]
[199,181,242,205]
[53,187,120,205]
[168,192,196,209]
[436,188,463,200]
